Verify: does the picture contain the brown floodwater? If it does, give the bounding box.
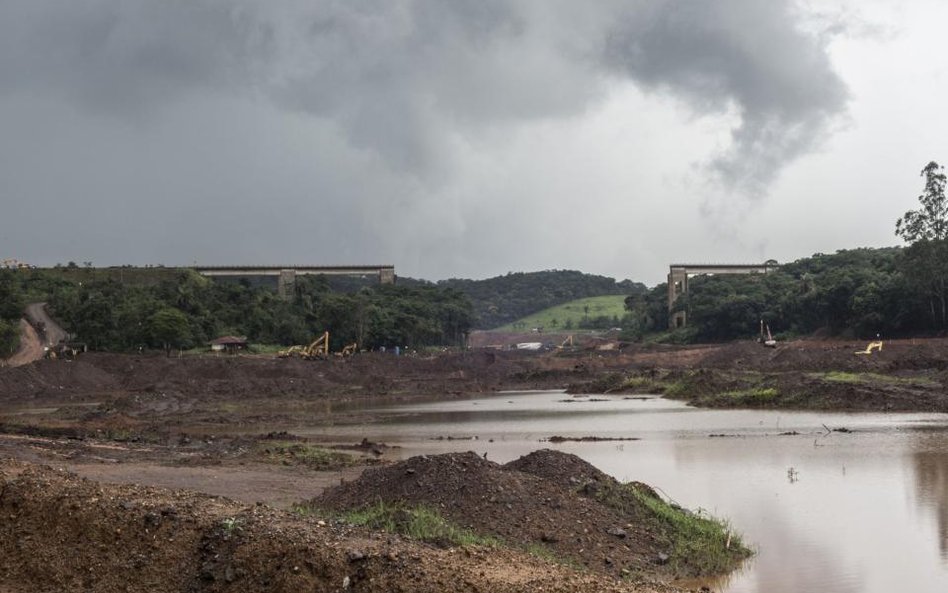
[306,390,948,593]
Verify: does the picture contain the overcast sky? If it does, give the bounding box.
[1,0,945,285]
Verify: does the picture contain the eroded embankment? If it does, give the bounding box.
[570,366,948,412]
[0,459,677,593]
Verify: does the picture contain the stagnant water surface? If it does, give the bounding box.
[306,391,948,593]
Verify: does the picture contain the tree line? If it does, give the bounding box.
[9,270,473,353]
[0,270,25,356]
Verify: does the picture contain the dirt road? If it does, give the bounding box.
[2,303,68,368]
[23,302,67,347]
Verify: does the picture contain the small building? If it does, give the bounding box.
[209,336,248,353]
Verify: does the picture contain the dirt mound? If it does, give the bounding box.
[504,448,613,488]
[0,356,121,398]
[0,459,662,593]
[313,450,743,579]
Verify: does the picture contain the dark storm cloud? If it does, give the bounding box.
[605,0,849,195]
[0,0,847,193]
[0,0,270,115]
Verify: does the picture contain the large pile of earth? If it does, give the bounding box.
[313,450,741,579]
[0,350,578,403]
[0,459,669,593]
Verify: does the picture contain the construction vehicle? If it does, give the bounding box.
[278,331,331,360]
[759,320,777,348]
[855,341,883,355]
[336,342,359,357]
[43,341,86,360]
[557,335,574,350]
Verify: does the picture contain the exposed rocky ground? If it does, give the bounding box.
[2,338,947,592]
[0,458,678,593]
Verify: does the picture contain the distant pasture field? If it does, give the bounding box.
[492,295,627,332]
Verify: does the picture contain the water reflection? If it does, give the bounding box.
[914,447,948,559]
[308,391,948,592]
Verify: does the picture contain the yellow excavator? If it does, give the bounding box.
[278,331,331,360]
[855,341,883,355]
[336,342,358,357]
[759,320,777,348]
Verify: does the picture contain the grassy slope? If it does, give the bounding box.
[492,295,627,332]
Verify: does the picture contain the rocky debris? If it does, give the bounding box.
[0,458,666,593]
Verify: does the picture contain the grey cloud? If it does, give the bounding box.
[1,0,846,193]
[0,0,269,116]
[605,0,849,196]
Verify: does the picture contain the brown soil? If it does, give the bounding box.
[314,450,708,579]
[0,458,671,593]
[1,320,42,368]
[2,337,948,591]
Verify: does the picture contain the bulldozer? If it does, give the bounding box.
[278,331,331,360]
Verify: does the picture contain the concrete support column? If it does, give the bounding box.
[667,268,688,328]
[278,269,297,299]
[379,268,395,284]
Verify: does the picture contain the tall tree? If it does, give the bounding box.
[896,161,948,328]
[148,308,192,355]
[896,161,948,241]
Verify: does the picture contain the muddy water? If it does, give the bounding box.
[309,391,948,593]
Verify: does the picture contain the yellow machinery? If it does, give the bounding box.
[558,335,574,349]
[855,341,883,355]
[759,320,776,348]
[336,342,358,357]
[278,331,331,360]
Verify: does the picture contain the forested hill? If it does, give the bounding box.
[427,270,645,329]
[625,246,946,342]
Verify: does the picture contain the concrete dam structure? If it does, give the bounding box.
[195,265,395,298]
[667,262,778,328]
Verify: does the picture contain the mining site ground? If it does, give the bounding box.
[1,338,947,592]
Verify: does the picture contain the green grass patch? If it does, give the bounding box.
[492,295,627,332]
[255,441,358,470]
[723,387,778,401]
[594,482,750,578]
[332,502,499,548]
[697,387,778,407]
[815,371,938,387]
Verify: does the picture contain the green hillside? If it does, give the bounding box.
[432,270,644,329]
[493,295,628,332]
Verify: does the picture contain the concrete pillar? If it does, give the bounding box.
[667,268,688,328]
[379,268,395,284]
[278,269,297,299]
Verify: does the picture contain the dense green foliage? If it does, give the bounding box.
[895,161,948,329]
[627,247,937,342]
[0,270,25,356]
[12,269,473,352]
[435,270,645,329]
